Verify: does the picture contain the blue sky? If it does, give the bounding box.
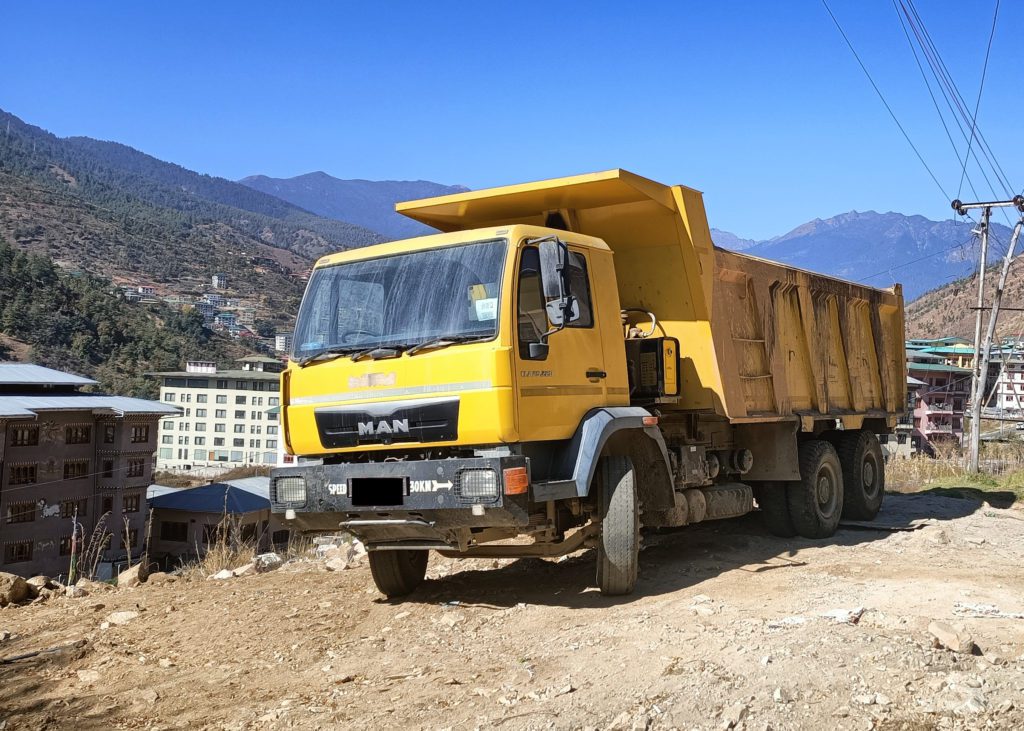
[2,1,1020,239]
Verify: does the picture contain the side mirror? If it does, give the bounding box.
[538,238,572,327]
[528,342,549,360]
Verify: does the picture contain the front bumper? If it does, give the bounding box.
[270,455,531,545]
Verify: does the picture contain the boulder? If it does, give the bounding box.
[64,585,89,598]
[253,553,283,573]
[117,563,147,588]
[27,576,52,589]
[0,572,30,607]
[325,556,349,572]
[930,621,976,654]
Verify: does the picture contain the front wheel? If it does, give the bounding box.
[368,549,428,598]
[596,455,639,596]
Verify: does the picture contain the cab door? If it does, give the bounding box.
[513,243,608,442]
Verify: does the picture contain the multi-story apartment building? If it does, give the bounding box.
[906,350,970,452]
[0,364,176,578]
[152,356,282,474]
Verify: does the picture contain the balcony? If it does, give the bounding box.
[922,424,957,434]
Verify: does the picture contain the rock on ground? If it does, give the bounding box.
[0,572,30,606]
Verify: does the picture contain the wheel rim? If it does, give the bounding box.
[862,456,878,498]
[816,465,839,517]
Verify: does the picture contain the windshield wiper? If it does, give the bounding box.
[350,344,405,362]
[406,334,491,357]
[296,346,360,367]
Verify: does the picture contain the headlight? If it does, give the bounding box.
[457,469,498,502]
[274,476,307,503]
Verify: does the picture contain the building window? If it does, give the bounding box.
[216,394,227,404]
[215,423,226,433]
[250,425,262,434]
[233,424,245,434]
[158,447,172,459]
[182,394,192,403]
[9,464,37,485]
[102,496,114,514]
[160,521,188,542]
[268,412,278,422]
[215,409,227,418]
[11,426,39,447]
[214,437,225,446]
[196,409,207,418]
[60,499,88,519]
[164,392,176,402]
[249,439,261,448]
[127,458,145,478]
[250,411,262,421]
[63,460,90,480]
[235,395,246,404]
[104,424,116,443]
[233,438,245,447]
[162,435,173,444]
[163,420,174,431]
[254,397,264,406]
[59,536,74,556]
[195,436,206,446]
[7,502,36,524]
[267,440,278,449]
[269,397,280,407]
[4,541,33,564]
[234,410,246,419]
[195,423,207,432]
[235,381,248,391]
[123,494,141,513]
[267,426,278,435]
[65,425,92,444]
[181,422,190,431]
[131,425,150,443]
[217,380,228,389]
[230,450,243,462]
[197,394,208,404]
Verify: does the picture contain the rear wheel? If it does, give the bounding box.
[596,455,639,596]
[835,430,885,520]
[787,440,844,539]
[368,549,428,598]
[753,481,797,537]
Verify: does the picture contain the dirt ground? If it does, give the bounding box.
[2,490,1024,730]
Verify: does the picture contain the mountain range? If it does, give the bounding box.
[240,172,467,240]
[712,212,1010,301]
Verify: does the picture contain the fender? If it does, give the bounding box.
[532,407,672,503]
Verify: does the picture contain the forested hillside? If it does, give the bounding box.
[0,239,242,397]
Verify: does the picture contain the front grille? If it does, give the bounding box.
[314,398,459,448]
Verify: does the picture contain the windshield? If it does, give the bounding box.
[292,239,507,360]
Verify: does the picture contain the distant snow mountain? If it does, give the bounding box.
[712,211,1008,301]
[239,172,468,240]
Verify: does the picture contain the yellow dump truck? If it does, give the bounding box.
[271,170,906,598]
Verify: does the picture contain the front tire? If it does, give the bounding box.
[368,549,428,598]
[834,430,885,520]
[596,455,639,596]
[787,440,844,539]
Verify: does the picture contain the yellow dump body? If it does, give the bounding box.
[399,169,906,429]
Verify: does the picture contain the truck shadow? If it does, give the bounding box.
[394,491,992,610]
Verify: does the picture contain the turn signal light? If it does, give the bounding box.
[503,467,529,495]
[642,415,659,426]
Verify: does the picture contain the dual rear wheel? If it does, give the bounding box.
[757,430,884,539]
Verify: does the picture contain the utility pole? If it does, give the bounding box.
[952,196,1024,473]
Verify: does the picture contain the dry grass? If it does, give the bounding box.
[886,441,1024,506]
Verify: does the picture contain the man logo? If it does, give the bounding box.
[357,419,410,436]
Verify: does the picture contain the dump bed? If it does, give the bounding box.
[399,169,906,429]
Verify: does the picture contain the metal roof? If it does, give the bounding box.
[0,393,179,418]
[0,364,97,386]
[222,476,271,499]
[148,482,270,514]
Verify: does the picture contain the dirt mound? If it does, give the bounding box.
[1,493,1023,729]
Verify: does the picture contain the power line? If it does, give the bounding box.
[820,0,951,200]
[957,0,1002,200]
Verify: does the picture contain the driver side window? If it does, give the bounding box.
[517,247,546,359]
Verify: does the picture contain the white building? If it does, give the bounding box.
[212,273,229,290]
[151,356,282,475]
[274,332,293,353]
[994,356,1024,412]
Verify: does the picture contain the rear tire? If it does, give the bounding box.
[787,440,844,539]
[835,430,885,520]
[753,481,797,537]
[368,549,428,598]
[596,455,639,596]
